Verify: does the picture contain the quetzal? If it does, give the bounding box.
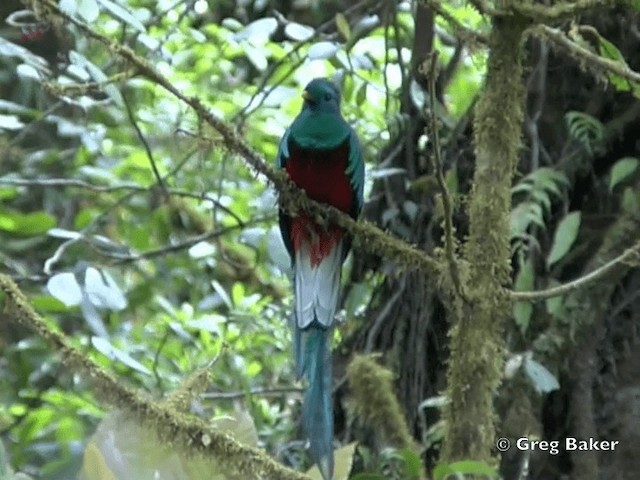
[276,78,364,479]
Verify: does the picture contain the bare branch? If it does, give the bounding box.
[511,240,640,301]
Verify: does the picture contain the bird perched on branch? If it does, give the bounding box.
[276,78,364,479]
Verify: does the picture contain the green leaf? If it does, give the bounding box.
[509,202,544,239]
[609,157,639,191]
[91,337,151,375]
[335,13,351,41]
[595,33,638,93]
[398,448,424,477]
[97,0,146,33]
[547,211,581,268]
[31,295,68,313]
[621,186,640,215]
[231,282,245,307]
[0,210,56,235]
[565,111,604,155]
[544,280,565,318]
[513,258,535,333]
[307,442,357,480]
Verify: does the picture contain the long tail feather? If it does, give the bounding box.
[301,326,333,480]
[292,236,343,479]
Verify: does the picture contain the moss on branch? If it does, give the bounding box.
[0,274,309,480]
[346,355,420,454]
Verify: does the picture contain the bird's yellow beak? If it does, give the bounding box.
[302,90,312,101]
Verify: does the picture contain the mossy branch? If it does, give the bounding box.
[34,0,440,278]
[467,0,619,20]
[0,274,309,480]
[346,355,421,454]
[443,12,528,463]
[509,0,621,22]
[532,25,640,84]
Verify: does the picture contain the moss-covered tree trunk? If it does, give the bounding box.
[441,14,527,463]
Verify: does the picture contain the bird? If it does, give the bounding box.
[276,78,364,479]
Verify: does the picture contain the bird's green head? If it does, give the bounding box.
[301,78,341,114]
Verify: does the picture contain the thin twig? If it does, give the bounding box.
[511,240,640,301]
[425,51,466,300]
[365,278,404,352]
[202,386,303,400]
[8,101,64,146]
[152,329,170,392]
[111,215,273,263]
[122,91,167,191]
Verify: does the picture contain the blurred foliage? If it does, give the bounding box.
[1,0,639,478]
[0,0,486,477]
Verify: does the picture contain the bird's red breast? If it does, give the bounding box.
[285,141,354,213]
[285,141,353,265]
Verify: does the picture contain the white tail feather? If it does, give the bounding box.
[294,239,344,329]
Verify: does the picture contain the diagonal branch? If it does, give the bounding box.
[0,274,309,480]
[532,25,640,84]
[35,0,441,277]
